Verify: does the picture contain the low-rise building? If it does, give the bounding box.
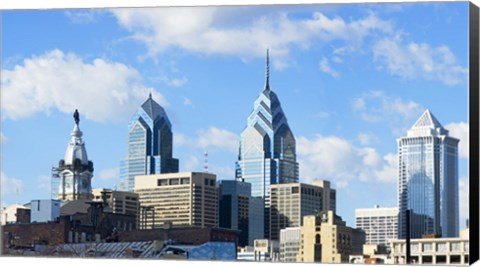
[390,228,470,265]
[30,199,61,223]
[135,172,218,229]
[279,227,300,262]
[297,210,365,263]
[92,188,139,217]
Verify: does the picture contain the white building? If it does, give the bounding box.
[390,228,469,265]
[279,227,301,262]
[57,110,94,201]
[30,199,61,223]
[1,204,29,225]
[397,110,459,238]
[355,205,398,246]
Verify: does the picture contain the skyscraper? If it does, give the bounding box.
[57,110,94,201]
[235,50,299,237]
[397,109,459,238]
[218,180,264,246]
[120,94,179,192]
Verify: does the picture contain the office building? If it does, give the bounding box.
[218,180,264,246]
[390,228,469,265]
[397,109,459,238]
[235,50,299,237]
[269,180,336,240]
[297,210,365,263]
[57,110,94,201]
[134,172,217,229]
[355,205,398,246]
[120,93,179,192]
[92,188,139,217]
[279,227,301,262]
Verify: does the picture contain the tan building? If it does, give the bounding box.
[390,228,470,265]
[92,188,139,217]
[269,179,335,240]
[297,210,365,263]
[134,172,218,229]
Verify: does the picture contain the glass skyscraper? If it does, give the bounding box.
[120,93,179,192]
[236,51,299,237]
[397,109,459,238]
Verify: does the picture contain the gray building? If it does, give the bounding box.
[397,109,459,238]
[269,180,336,240]
[218,180,264,246]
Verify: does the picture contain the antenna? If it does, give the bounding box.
[204,151,209,173]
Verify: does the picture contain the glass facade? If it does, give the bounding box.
[120,94,179,192]
[235,52,299,238]
[397,110,459,238]
[218,180,264,246]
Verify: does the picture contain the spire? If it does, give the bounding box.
[265,49,270,91]
[149,92,152,99]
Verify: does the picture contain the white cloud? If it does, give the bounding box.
[313,111,333,119]
[445,122,469,159]
[458,177,469,229]
[183,155,200,172]
[1,171,23,197]
[373,36,468,86]
[336,181,349,189]
[64,10,104,23]
[357,132,378,145]
[373,153,398,183]
[183,97,193,106]
[98,167,119,180]
[352,91,424,135]
[319,57,340,77]
[177,127,239,153]
[297,135,396,185]
[111,8,392,68]
[1,49,165,123]
[157,74,188,87]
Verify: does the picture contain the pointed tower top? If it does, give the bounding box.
[265,49,270,91]
[411,109,443,129]
[406,109,449,138]
[149,92,152,99]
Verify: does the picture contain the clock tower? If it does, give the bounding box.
[57,110,94,201]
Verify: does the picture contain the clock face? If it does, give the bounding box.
[65,178,72,189]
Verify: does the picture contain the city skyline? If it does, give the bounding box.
[1,2,470,227]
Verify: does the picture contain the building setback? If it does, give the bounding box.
[397,109,459,238]
[218,180,264,247]
[235,50,299,238]
[120,94,179,192]
[355,205,398,247]
[269,180,336,240]
[297,210,365,263]
[134,172,218,229]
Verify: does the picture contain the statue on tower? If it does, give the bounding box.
[74,109,80,125]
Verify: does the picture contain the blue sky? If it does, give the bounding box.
[1,2,471,227]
